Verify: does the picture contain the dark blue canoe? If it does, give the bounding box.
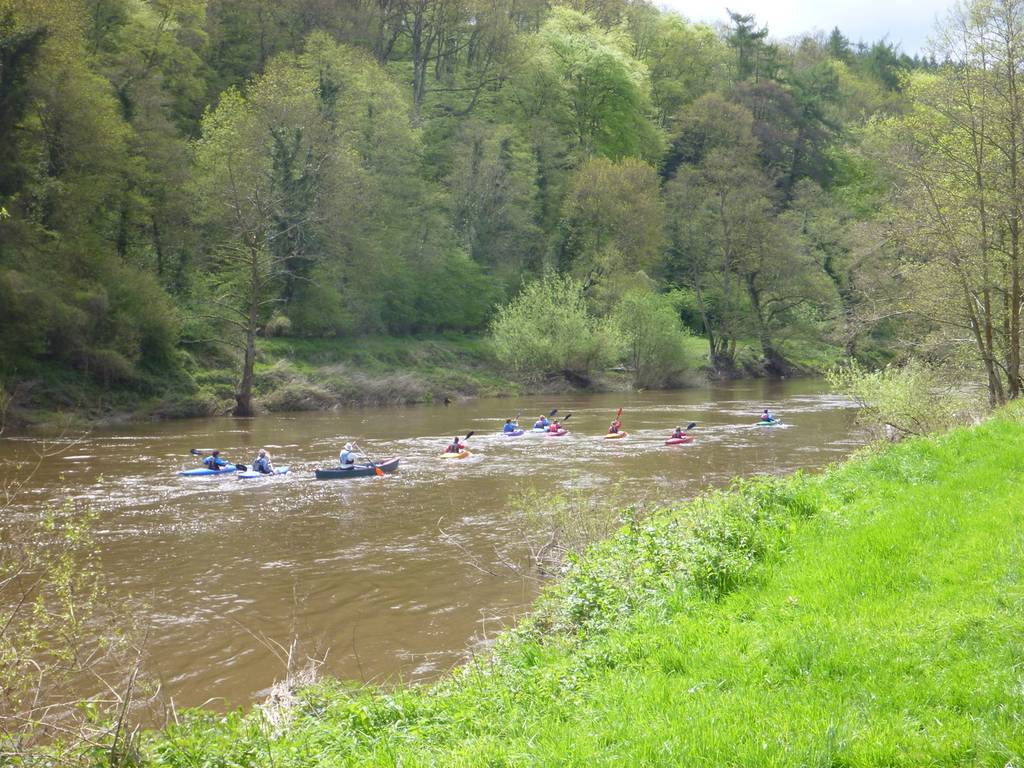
[314,457,400,480]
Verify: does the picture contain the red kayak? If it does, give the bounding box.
[546,429,568,437]
[665,435,693,445]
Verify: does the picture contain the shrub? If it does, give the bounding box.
[612,289,695,388]
[490,273,622,382]
[827,358,975,440]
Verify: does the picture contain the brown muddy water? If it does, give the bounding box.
[0,379,864,710]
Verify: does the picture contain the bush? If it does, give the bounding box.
[613,289,695,388]
[490,273,622,382]
[827,358,975,440]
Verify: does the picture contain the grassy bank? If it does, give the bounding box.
[141,408,1024,766]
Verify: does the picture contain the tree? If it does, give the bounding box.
[191,59,332,416]
[510,7,663,162]
[559,156,665,296]
[877,0,1024,405]
[725,10,777,82]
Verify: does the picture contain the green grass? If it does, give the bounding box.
[143,407,1024,767]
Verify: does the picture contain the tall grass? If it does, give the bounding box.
[145,407,1024,767]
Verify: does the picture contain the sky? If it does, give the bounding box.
[657,0,953,54]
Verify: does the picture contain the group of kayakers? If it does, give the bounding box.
[192,404,781,476]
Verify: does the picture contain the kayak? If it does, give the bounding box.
[755,419,783,427]
[604,431,628,440]
[314,458,400,479]
[545,429,568,437]
[178,464,237,477]
[665,436,693,445]
[530,427,548,433]
[503,429,525,437]
[440,450,471,459]
[238,466,290,479]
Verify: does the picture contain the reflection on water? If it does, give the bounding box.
[0,379,863,708]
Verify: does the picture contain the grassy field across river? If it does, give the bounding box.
[141,405,1024,766]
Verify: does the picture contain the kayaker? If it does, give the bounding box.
[608,419,622,435]
[548,420,562,434]
[671,426,685,439]
[761,408,775,423]
[253,448,274,475]
[339,443,360,466]
[202,450,230,470]
[534,414,549,429]
[445,436,465,454]
[503,418,518,434]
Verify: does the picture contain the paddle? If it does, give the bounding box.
[550,408,558,417]
[352,442,384,477]
[190,448,216,456]
[686,422,696,431]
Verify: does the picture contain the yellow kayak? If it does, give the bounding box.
[440,450,471,459]
[604,431,628,440]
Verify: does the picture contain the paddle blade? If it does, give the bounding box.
[549,408,558,417]
[374,466,384,477]
[562,412,573,421]
[464,430,475,440]
[236,464,247,472]
[687,422,697,430]
[190,448,215,456]
[616,407,622,420]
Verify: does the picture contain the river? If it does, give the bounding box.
[0,379,863,709]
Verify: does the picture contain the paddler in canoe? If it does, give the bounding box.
[445,435,467,454]
[503,418,519,434]
[340,442,364,466]
[202,450,232,470]
[670,426,686,440]
[608,418,622,435]
[533,414,550,430]
[760,408,777,424]
[548,419,563,434]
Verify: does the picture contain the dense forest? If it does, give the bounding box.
[1,0,1014,419]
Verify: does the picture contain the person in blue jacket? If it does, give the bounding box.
[203,450,230,470]
[533,414,550,429]
[253,448,274,475]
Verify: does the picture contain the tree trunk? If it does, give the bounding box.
[233,243,260,417]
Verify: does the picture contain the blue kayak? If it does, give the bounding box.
[755,420,784,427]
[238,466,289,480]
[503,429,525,437]
[178,464,238,477]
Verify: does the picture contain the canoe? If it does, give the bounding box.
[503,429,525,437]
[545,429,568,437]
[604,431,628,440]
[314,458,400,479]
[665,436,693,445]
[238,466,290,479]
[440,450,471,459]
[178,464,237,477]
[755,419,783,427]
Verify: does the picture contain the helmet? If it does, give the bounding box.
[344,443,353,451]
[258,449,266,456]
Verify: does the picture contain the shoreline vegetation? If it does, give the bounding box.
[2,334,840,430]
[136,405,1024,766]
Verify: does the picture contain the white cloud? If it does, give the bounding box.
[656,0,952,54]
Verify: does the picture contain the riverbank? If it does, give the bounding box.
[2,334,842,430]
[140,405,1024,766]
